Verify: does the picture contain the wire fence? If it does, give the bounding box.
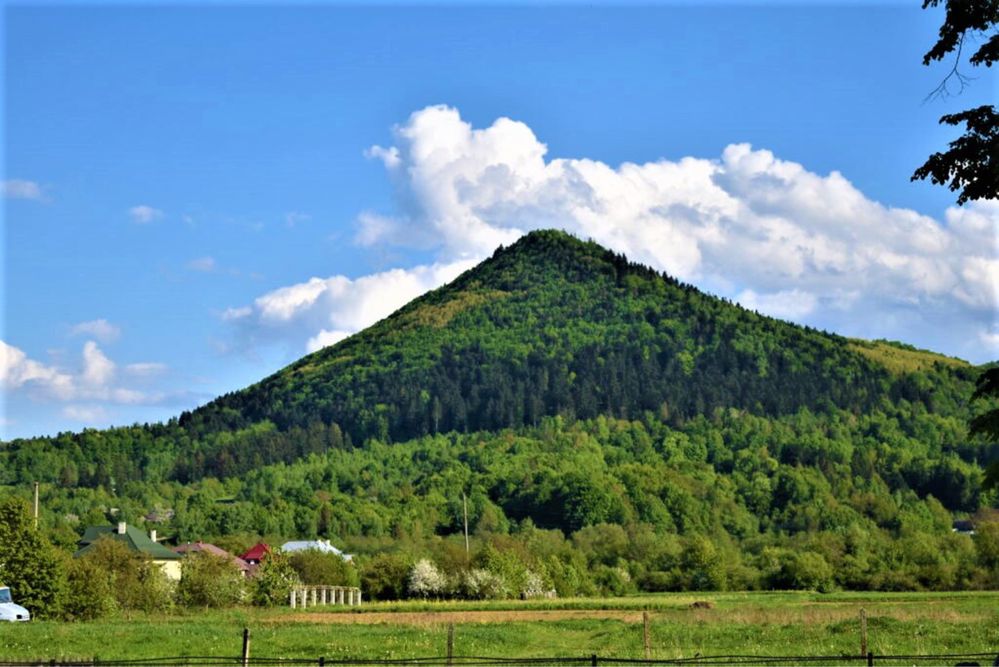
[2,653,998,667]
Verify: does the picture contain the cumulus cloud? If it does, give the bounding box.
[1,341,74,400]
[226,105,997,362]
[1,339,166,405]
[3,179,44,200]
[227,259,476,352]
[128,205,164,224]
[355,105,996,359]
[70,318,121,343]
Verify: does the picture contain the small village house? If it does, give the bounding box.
[172,541,252,577]
[75,522,183,581]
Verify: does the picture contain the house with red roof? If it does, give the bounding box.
[240,542,271,566]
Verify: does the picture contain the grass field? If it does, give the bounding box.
[1,592,998,662]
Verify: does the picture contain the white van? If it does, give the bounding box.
[0,586,30,622]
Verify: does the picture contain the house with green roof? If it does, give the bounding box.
[75,522,183,580]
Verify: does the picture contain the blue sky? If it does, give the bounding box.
[3,2,996,439]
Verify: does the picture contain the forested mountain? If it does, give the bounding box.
[0,230,982,488]
[189,229,974,443]
[4,229,998,594]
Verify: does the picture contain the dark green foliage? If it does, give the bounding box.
[176,551,245,608]
[969,367,999,492]
[912,105,999,204]
[913,1,998,203]
[0,496,65,618]
[359,553,412,601]
[287,549,359,587]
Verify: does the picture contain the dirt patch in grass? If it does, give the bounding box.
[274,604,993,628]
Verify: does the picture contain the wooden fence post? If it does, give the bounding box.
[643,611,651,660]
[290,589,296,608]
[860,608,868,658]
[241,628,250,667]
[447,622,455,666]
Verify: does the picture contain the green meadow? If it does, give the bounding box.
[2,591,998,662]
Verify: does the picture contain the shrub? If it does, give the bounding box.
[73,538,173,614]
[63,557,116,620]
[287,549,358,587]
[251,552,300,606]
[176,551,245,608]
[765,548,835,592]
[360,553,411,601]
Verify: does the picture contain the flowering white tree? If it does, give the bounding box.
[407,559,447,598]
[463,568,507,600]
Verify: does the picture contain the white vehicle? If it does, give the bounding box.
[0,586,30,622]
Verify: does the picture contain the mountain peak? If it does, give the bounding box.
[174,231,973,456]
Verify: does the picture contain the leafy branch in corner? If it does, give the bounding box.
[912,0,999,204]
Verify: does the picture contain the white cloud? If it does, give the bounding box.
[306,329,353,352]
[69,318,121,343]
[3,179,44,200]
[1,340,166,406]
[228,259,476,352]
[737,289,818,320]
[364,145,401,169]
[226,105,997,362]
[128,205,164,224]
[81,341,115,387]
[1,341,75,400]
[187,256,217,272]
[355,105,996,360]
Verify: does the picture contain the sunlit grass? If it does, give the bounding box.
[1,591,997,661]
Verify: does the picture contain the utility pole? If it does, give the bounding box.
[462,492,470,561]
[33,482,39,529]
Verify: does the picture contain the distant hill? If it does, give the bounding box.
[0,230,981,488]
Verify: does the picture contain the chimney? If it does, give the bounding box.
[117,521,127,535]
[150,529,157,543]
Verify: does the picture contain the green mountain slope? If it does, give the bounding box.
[183,229,975,439]
[1,230,982,488]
